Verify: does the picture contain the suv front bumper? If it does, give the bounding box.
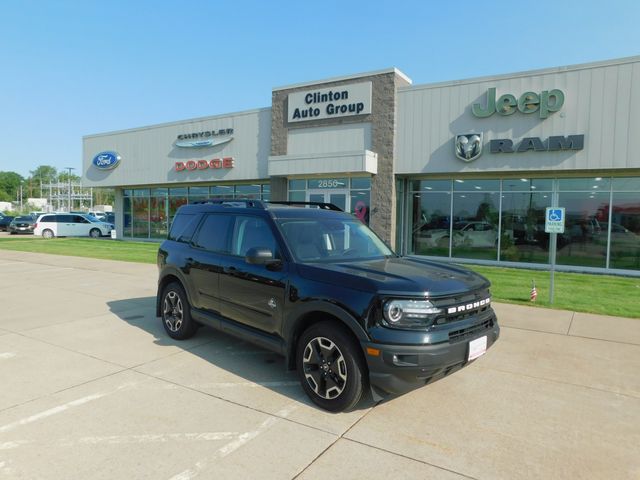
[362,319,500,395]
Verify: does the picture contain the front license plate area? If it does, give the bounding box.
[468,335,487,361]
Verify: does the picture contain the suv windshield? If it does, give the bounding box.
[277,218,393,262]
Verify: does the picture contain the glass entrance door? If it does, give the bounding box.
[307,189,349,211]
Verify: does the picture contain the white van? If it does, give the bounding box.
[34,214,114,239]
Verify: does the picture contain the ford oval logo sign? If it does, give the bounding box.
[92,151,121,170]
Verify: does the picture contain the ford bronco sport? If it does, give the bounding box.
[156,200,499,412]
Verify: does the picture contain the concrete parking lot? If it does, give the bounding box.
[0,249,639,479]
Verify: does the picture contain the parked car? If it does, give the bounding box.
[454,221,499,247]
[0,215,15,232]
[34,214,114,238]
[9,216,35,234]
[157,200,499,412]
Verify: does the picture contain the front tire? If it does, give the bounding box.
[161,282,198,340]
[89,228,101,238]
[296,321,366,412]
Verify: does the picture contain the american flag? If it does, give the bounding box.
[530,281,538,302]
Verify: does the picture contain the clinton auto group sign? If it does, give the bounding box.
[287,82,372,123]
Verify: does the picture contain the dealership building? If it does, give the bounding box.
[83,55,640,275]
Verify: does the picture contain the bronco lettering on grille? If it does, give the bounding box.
[447,298,490,315]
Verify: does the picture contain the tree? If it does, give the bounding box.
[28,165,58,197]
[0,171,24,201]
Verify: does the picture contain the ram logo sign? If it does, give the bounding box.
[455,133,483,162]
[92,151,121,170]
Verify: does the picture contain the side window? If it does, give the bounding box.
[168,213,200,243]
[41,215,55,223]
[58,215,73,223]
[74,215,89,223]
[231,216,278,257]
[192,214,233,253]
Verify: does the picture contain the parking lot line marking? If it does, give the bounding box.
[0,440,30,450]
[0,393,105,434]
[71,432,239,445]
[168,402,299,480]
[0,381,137,434]
[0,353,16,360]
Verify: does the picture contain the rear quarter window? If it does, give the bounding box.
[40,215,56,222]
[168,213,201,243]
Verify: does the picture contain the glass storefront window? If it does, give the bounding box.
[410,180,451,192]
[613,177,640,191]
[453,179,500,191]
[169,187,188,196]
[211,185,234,198]
[502,178,553,192]
[133,189,149,197]
[559,177,611,191]
[288,179,306,190]
[307,178,349,189]
[132,196,149,238]
[188,186,209,203]
[235,184,261,198]
[500,192,551,263]
[288,191,305,201]
[451,192,499,260]
[150,195,168,238]
[123,196,131,238]
[350,177,371,189]
[410,192,452,257]
[350,190,370,224]
[556,192,610,268]
[609,192,640,270]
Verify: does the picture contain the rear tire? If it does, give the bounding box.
[42,229,54,239]
[296,321,366,412]
[160,282,198,340]
[89,228,101,238]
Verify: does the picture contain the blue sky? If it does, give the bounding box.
[1,0,639,178]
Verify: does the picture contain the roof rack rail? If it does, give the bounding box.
[266,201,342,211]
[191,198,266,208]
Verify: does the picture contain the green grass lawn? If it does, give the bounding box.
[0,237,159,264]
[0,236,638,318]
[466,265,640,318]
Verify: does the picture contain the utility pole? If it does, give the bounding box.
[66,167,75,212]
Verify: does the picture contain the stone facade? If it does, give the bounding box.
[269,70,411,248]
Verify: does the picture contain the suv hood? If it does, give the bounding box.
[297,256,489,297]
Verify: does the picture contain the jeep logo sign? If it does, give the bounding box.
[92,151,121,170]
[472,88,564,119]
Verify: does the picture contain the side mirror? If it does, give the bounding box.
[245,247,280,265]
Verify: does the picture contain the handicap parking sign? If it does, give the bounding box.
[545,207,565,233]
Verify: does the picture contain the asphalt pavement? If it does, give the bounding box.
[0,249,638,479]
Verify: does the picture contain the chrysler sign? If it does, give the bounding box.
[288,82,372,123]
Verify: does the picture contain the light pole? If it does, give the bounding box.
[66,167,75,212]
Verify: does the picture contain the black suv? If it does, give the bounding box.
[157,200,499,412]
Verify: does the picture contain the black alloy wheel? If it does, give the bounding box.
[161,282,198,340]
[296,321,366,412]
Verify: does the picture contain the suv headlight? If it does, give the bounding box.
[382,299,442,329]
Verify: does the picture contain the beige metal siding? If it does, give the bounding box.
[396,58,640,174]
[82,109,271,187]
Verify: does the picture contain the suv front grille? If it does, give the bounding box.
[448,318,494,343]
[431,288,492,326]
